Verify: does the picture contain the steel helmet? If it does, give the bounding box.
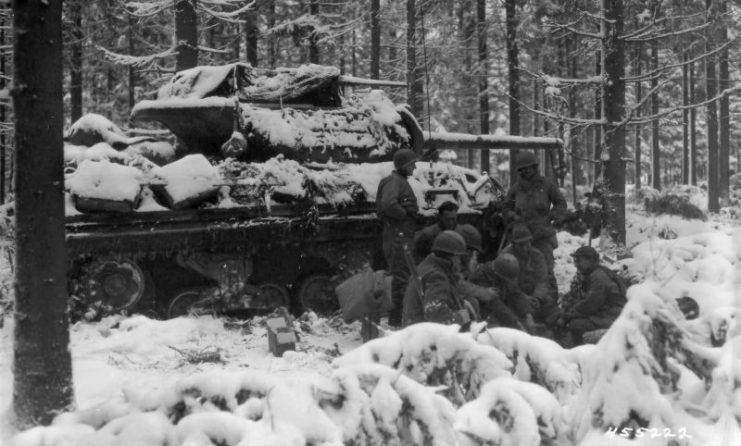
[516,151,539,170]
[393,149,418,169]
[511,225,533,243]
[493,253,520,277]
[456,224,483,253]
[431,230,467,256]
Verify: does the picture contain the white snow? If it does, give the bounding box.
[151,154,221,204]
[66,160,142,202]
[2,197,741,445]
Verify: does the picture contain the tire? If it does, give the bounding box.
[78,257,151,311]
[256,283,291,311]
[296,274,338,316]
[166,288,215,319]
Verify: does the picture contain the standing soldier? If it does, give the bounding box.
[376,148,419,327]
[504,151,567,296]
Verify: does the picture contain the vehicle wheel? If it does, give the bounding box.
[297,274,338,316]
[256,283,291,310]
[78,257,150,311]
[167,288,215,319]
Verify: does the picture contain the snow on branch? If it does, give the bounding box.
[97,45,176,69]
[624,21,712,42]
[333,323,513,405]
[198,0,256,23]
[125,0,171,17]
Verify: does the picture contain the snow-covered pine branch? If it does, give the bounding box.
[198,0,256,23]
[125,0,171,17]
[474,328,581,404]
[97,45,176,69]
[455,377,566,446]
[332,323,513,404]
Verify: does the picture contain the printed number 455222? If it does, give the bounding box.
[605,426,692,439]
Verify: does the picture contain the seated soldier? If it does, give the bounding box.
[402,230,476,327]
[469,253,536,333]
[455,224,495,318]
[414,201,459,260]
[501,225,558,327]
[553,246,627,346]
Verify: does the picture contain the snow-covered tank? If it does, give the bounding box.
[64,63,561,320]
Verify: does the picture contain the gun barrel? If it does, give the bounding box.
[422,131,562,151]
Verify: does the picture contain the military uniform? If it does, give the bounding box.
[402,253,467,326]
[376,154,419,326]
[560,265,626,333]
[501,244,557,324]
[468,261,533,329]
[504,174,567,295]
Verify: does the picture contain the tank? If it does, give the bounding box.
[64,63,561,320]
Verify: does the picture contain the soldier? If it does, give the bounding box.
[402,231,476,327]
[501,225,558,326]
[414,201,459,260]
[504,151,567,297]
[553,246,627,345]
[469,253,536,333]
[376,148,419,327]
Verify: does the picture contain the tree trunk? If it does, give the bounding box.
[602,0,626,245]
[1,7,8,204]
[406,0,424,122]
[128,15,136,114]
[682,51,689,185]
[175,0,198,71]
[309,0,319,64]
[706,0,719,212]
[12,0,73,429]
[506,0,520,184]
[370,0,380,79]
[593,52,602,182]
[718,1,729,201]
[690,57,697,185]
[650,38,660,190]
[267,0,277,68]
[69,0,83,122]
[476,0,490,173]
[634,44,642,189]
[244,8,259,67]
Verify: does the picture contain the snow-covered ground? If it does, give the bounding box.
[1,202,740,445]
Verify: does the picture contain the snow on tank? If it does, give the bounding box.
[131,63,421,163]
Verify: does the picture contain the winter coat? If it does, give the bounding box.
[468,262,533,327]
[563,265,626,325]
[504,175,567,243]
[376,171,419,238]
[402,254,466,326]
[501,245,549,300]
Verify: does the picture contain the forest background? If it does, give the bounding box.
[2,0,741,223]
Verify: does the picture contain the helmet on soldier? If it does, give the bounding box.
[493,253,520,277]
[456,224,483,253]
[431,230,467,256]
[516,151,539,170]
[393,149,418,170]
[511,225,533,243]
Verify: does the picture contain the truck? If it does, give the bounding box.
[64,63,562,320]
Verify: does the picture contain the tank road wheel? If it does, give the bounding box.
[256,283,291,311]
[297,274,338,316]
[167,287,216,319]
[79,257,150,311]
